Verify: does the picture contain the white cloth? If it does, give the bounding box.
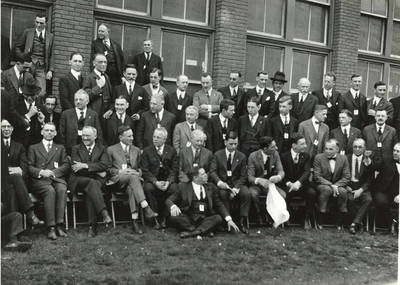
[266,183,289,228]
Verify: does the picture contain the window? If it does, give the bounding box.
[161,30,209,82]
[389,65,400,99]
[392,0,400,56]
[96,0,149,15]
[294,0,329,44]
[248,0,285,37]
[357,60,383,98]
[244,44,284,86]
[359,0,386,53]
[290,50,326,90]
[162,0,209,24]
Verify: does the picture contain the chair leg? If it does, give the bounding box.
[65,203,69,230]
[246,216,250,229]
[111,201,116,228]
[373,212,376,233]
[23,213,27,230]
[140,207,145,226]
[366,213,369,232]
[73,202,77,229]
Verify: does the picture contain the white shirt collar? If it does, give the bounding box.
[219,113,228,125]
[376,123,385,131]
[75,107,87,118]
[291,148,299,160]
[350,88,359,98]
[256,85,264,94]
[341,124,351,134]
[299,93,308,100]
[373,96,382,104]
[261,151,269,163]
[24,100,35,109]
[225,148,235,160]
[42,139,53,147]
[36,29,45,37]
[86,143,95,150]
[120,141,129,151]
[13,66,21,79]
[312,117,320,125]
[352,153,362,160]
[323,88,332,97]
[71,69,81,80]
[156,144,164,154]
[94,69,103,77]
[177,89,185,98]
[280,113,290,124]
[125,80,135,90]
[187,121,196,129]
[116,112,126,121]
[156,109,164,121]
[249,113,259,121]
[229,86,238,94]
[191,146,200,156]
[191,182,204,200]
[3,138,11,144]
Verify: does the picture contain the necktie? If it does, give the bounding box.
[378,127,383,137]
[129,84,133,95]
[39,32,43,42]
[264,156,270,177]
[178,93,183,102]
[343,128,348,149]
[47,142,51,152]
[78,74,83,88]
[257,89,262,96]
[155,112,160,123]
[233,89,237,97]
[355,157,360,180]
[88,147,92,156]
[200,186,205,200]
[103,40,110,48]
[372,100,377,108]
[294,154,299,164]
[194,148,200,164]
[250,116,255,127]
[79,111,84,121]
[157,146,162,157]
[355,92,359,100]
[118,114,124,125]
[284,116,288,125]
[227,152,232,170]
[191,124,195,132]
[4,140,10,153]
[223,119,227,130]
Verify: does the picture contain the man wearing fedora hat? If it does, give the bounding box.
[263,71,289,118]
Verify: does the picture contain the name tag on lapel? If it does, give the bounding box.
[327,102,332,108]
[227,170,232,177]
[177,105,182,110]
[54,162,59,168]
[199,204,205,212]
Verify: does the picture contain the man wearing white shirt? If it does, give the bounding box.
[193,73,223,120]
[142,68,169,100]
[291,77,318,123]
[218,71,247,118]
[165,75,193,123]
[366,81,394,125]
[342,74,368,129]
[330,109,362,155]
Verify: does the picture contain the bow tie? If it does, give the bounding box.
[314,121,321,125]
[328,157,336,161]
[152,85,158,89]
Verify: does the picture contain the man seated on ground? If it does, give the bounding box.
[69,126,112,237]
[313,139,350,231]
[346,138,373,234]
[141,127,179,230]
[210,131,250,234]
[166,167,239,238]
[107,125,157,234]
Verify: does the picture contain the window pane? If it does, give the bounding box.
[361,0,372,13]
[372,0,386,16]
[161,32,184,79]
[185,34,206,80]
[294,1,310,40]
[98,0,123,9]
[186,0,207,23]
[248,0,265,32]
[291,51,309,89]
[123,25,148,63]
[392,22,400,56]
[395,0,400,19]
[389,66,400,99]
[368,17,383,52]
[12,8,43,47]
[367,63,383,98]
[1,6,11,41]
[357,60,368,95]
[264,46,284,77]
[245,44,264,85]
[163,0,184,19]
[359,16,369,50]
[124,0,148,13]
[310,5,325,42]
[265,0,285,35]
[309,54,325,90]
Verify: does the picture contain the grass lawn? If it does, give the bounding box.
[1,225,398,284]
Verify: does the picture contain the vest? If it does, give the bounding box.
[31,33,45,65]
[188,191,209,220]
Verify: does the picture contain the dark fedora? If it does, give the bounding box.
[21,73,41,96]
[270,71,287,83]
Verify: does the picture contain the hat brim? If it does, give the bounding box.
[270,77,287,83]
[21,86,42,96]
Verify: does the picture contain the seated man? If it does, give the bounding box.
[107,125,157,234]
[69,126,112,237]
[313,139,350,230]
[27,122,70,240]
[1,205,32,252]
[141,127,179,229]
[248,136,285,224]
[278,134,316,229]
[346,138,373,234]
[210,131,250,233]
[166,167,239,238]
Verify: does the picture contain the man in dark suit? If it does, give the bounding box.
[206,99,237,152]
[59,52,84,111]
[366,81,394,125]
[142,68,169,100]
[107,126,157,234]
[1,54,32,101]
[165,74,193,124]
[91,23,125,86]
[166,167,239,238]
[390,95,400,140]
[267,96,298,153]
[346,138,373,234]
[14,14,54,97]
[137,93,176,149]
[210,132,250,233]
[312,72,342,130]
[27,122,70,240]
[69,126,112,237]
[248,136,285,223]
[83,53,113,118]
[217,71,247,119]
[1,35,11,71]
[245,71,269,116]
[278,134,315,229]
[131,39,163,86]
[59,89,103,154]
[141,127,179,229]
[291,77,318,123]
[341,74,368,130]
[178,129,215,183]
[313,139,351,230]
[263,71,289,118]
[238,96,268,157]
[42,96,61,142]
[193,73,224,120]
[330,109,362,155]
[0,89,23,138]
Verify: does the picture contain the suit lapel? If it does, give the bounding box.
[231,152,239,172]
[205,185,213,209]
[68,72,80,89]
[78,144,90,162]
[381,126,390,142]
[10,69,19,92]
[27,30,34,52]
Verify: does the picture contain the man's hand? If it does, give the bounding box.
[121,77,127,84]
[96,76,106,88]
[131,114,140,121]
[37,111,45,124]
[8,167,23,176]
[103,110,113,119]
[227,220,239,232]
[269,175,280,184]
[26,105,39,119]
[170,205,181,217]
[161,181,170,191]
[71,161,88,173]
[217,181,230,190]
[155,181,165,190]
[39,169,55,178]
[258,178,270,189]
[353,188,363,199]
[368,109,376,116]
[394,195,399,204]
[46,71,53,80]
[331,185,339,197]
[289,181,301,192]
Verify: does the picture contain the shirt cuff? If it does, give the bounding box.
[207,105,212,112]
[255,178,260,185]
[170,204,178,211]
[225,216,232,222]
[217,181,224,188]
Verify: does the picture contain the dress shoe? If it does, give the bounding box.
[88,226,98,238]
[30,214,44,226]
[349,223,357,235]
[304,218,312,230]
[4,241,32,252]
[47,227,57,240]
[239,217,249,234]
[179,231,191,238]
[154,218,161,230]
[132,220,143,234]
[316,224,323,230]
[103,215,112,227]
[56,226,68,237]
[143,206,157,219]
[160,217,167,229]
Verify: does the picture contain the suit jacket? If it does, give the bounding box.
[313,153,350,187]
[312,89,342,130]
[279,150,311,190]
[27,142,69,188]
[141,144,178,184]
[113,82,148,117]
[179,146,215,183]
[193,89,224,119]
[206,116,238,153]
[137,110,176,149]
[291,93,318,123]
[329,126,362,155]
[172,121,204,154]
[245,88,270,117]
[131,52,163,86]
[362,124,397,161]
[2,139,28,178]
[82,71,112,116]
[218,86,247,119]
[238,114,268,156]
[59,71,84,111]
[68,143,110,193]
[1,67,20,99]
[103,112,135,146]
[210,149,247,188]
[165,91,193,124]
[59,108,103,151]
[262,90,290,118]
[373,159,399,197]
[107,143,142,184]
[266,115,299,153]
[298,119,329,159]
[1,89,23,129]
[341,91,368,130]
[346,154,373,192]
[248,150,284,185]
[143,84,169,100]
[14,28,54,72]
[366,98,394,125]
[165,182,229,218]
[390,96,400,139]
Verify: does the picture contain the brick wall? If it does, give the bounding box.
[331,0,360,93]
[212,0,248,89]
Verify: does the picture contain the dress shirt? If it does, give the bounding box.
[36,29,45,39]
[261,151,269,165]
[256,85,265,95]
[225,149,235,164]
[376,123,386,133]
[299,93,308,102]
[155,109,164,122]
[14,65,21,80]
[191,146,200,158]
[192,182,205,200]
[341,125,351,137]
[156,144,164,156]
[42,139,53,152]
[396,163,400,175]
[219,114,228,128]
[351,154,362,182]
[86,143,95,154]
[103,39,111,47]
[280,114,290,125]
[145,52,152,60]
[311,117,320,133]
[328,156,336,173]
[291,149,299,163]
[120,141,130,155]
[116,112,126,123]
[229,86,238,97]
[177,89,186,99]
[249,113,259,126]
[273,89,282,101]
[125,81,135,92]
[75,107,87,119]
[323,88,332,99]
[94,68,105,78]
[187,121,196,131]
[350,88,360,99]
[3,138,11,147]
[71,69,81,81]
[372,96,382,106]
[151,85,161,96]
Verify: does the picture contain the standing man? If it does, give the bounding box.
[193,73,224,120]
[91,23,125,86]
[27,122,70,240]
[14,13,54,97]
[1,54,33,100]
[142,68,168,99]
[245,71,270,117]
[165,75,193,124]
[59,52,85,111]
[330,110,362,155]
[263,71,289,118]
[291,78,318,123]
[312,72,342,130]
[217,71,247,119]
[390,95,400,140]
[366,81,394,125]
[131,39,163,86]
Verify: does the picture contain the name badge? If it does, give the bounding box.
[284,133,289,139]
[159,162,163,168]
[354,109,359,115]
[227,170,232,177]
[104,51,108,56]
[265,97,270,101]
[193,163,199,168]
[177,105,183,110]
[138,96,142,100]
[143,65,146,69]
[340,150,345,155]
[186,142,192,147]
[78,130,83,136]
[54,162,58,168]
[199,204,205,212]
[377,142,382,148]
[327,102,332,108]
[157,124,161,128]
[264,170,269,176]
[222,134,226,140]
[313,140,319,146]
[122,163,127,170]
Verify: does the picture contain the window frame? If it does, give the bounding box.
[96,0,150,17]
[388,64,400,99]
[161,0,210,26]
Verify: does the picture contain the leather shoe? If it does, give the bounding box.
[47,227,57,240]
[103,215,112,227]
[304,218,312,230]
[132,220,143,234]
[160,217,167,229]
[349,223,357,235]
[30,214,44,226]
[56,226,67,237]
[88,226,97,238]
[239,217,249,234]
[154,218,161,230]
[143,206,157,219]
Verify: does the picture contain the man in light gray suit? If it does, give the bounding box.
[193,73,223,120]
